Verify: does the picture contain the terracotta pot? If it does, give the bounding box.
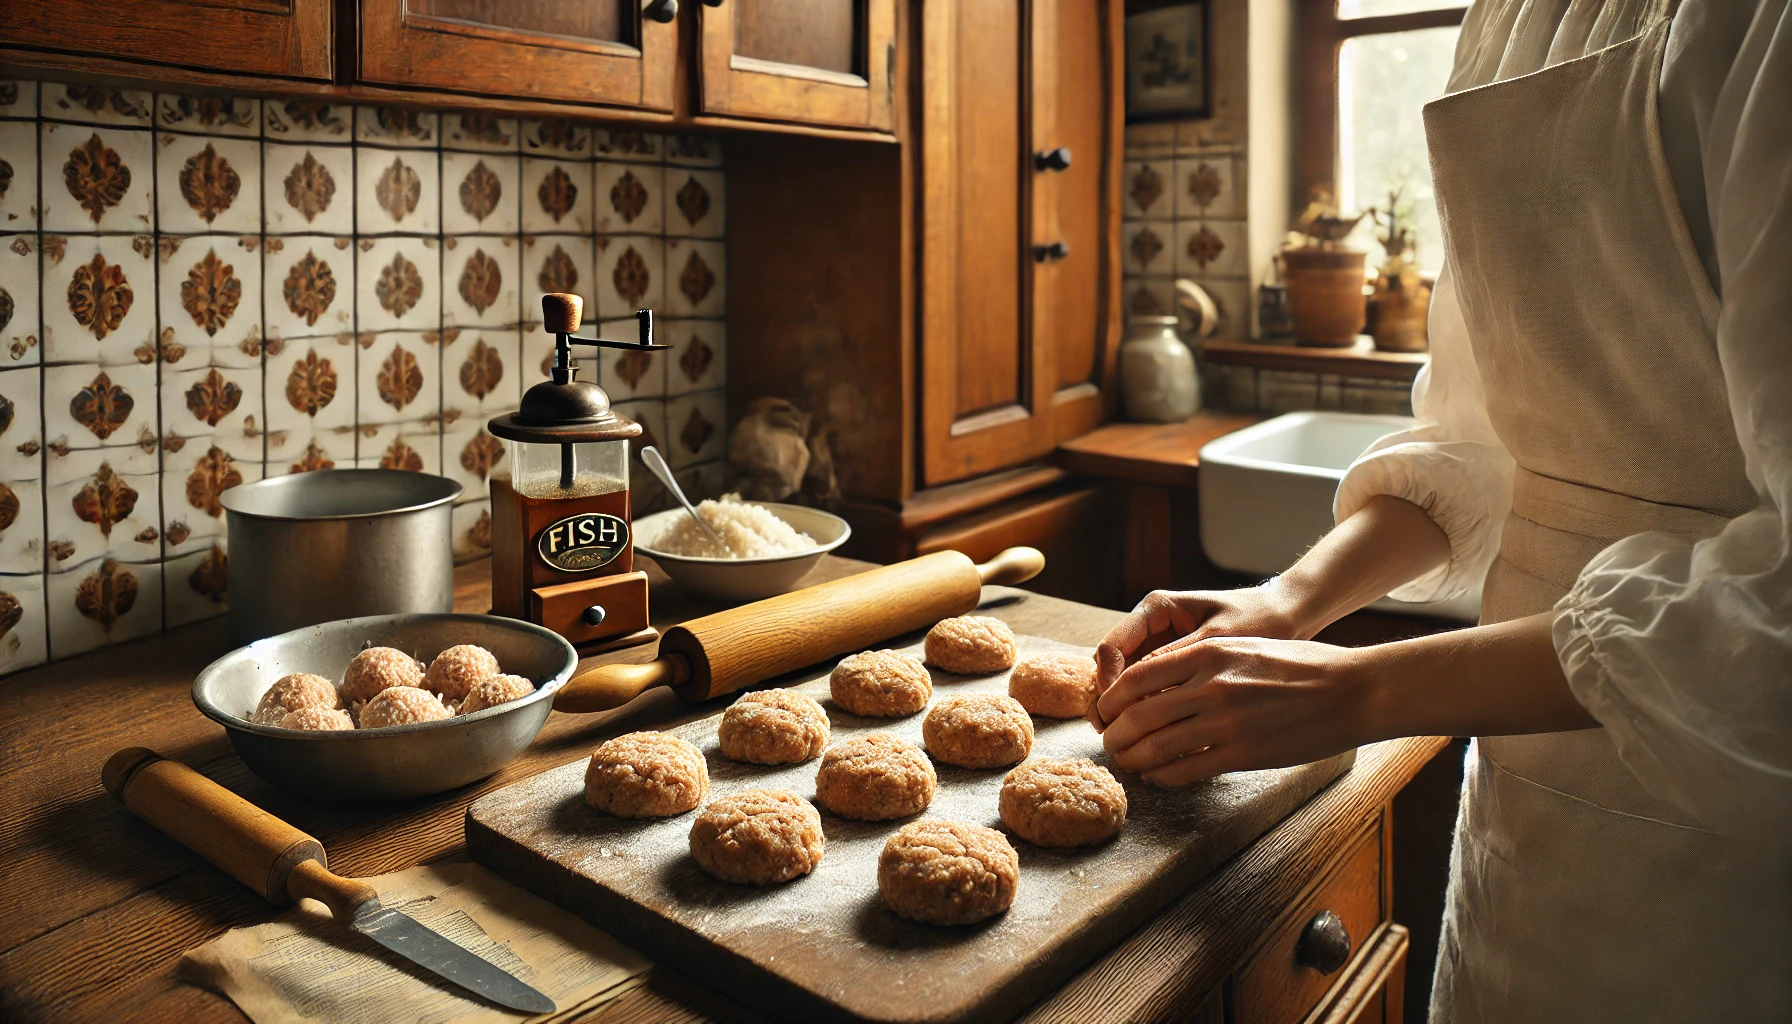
[1369,271,1432,352]
[1282,247,1367,347]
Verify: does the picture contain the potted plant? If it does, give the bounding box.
[1282,193,1368,347]
[1366,187,1432,352]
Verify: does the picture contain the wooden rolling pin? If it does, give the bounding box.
[554,546,1045,713]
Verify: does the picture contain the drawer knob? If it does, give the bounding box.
[1034,147,1073,172]
[1032,241,1070,263]
[582,605,608,626]
[1296,910,1351,975]
[644,0,677,22]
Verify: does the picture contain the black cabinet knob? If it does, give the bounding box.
[1296,910,1352,975]
[700,0,724,7]
[581,605,608,626]
[644,0,677,22]
[1034,147,1072,172]
[1032,241,1070,263]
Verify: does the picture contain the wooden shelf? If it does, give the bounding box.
[1055,412,1258,489]
[1202,337,1427,383]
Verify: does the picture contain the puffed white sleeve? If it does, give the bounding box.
[1552,1,1792,842]
[1332,266,1516,603]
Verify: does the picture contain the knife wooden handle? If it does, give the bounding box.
[554,547,1046,713]
[102,747,325,907]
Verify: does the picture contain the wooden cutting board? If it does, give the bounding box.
[467,635,1354,1024]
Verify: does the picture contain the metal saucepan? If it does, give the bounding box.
[220,470,462,645]
[192,613,578,801]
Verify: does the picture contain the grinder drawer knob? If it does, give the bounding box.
[582,605,607,626]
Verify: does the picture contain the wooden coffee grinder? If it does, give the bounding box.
[488,293,670,653]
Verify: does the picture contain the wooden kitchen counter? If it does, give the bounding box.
[0,555,1446,1024]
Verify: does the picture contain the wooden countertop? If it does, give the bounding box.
[0,556,1446,1024]
[1055,412,1258,489]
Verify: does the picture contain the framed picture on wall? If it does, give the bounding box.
[1125,2,1210,123]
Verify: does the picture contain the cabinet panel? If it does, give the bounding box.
[1,0,333,80]
[916,485,1119,608]
[699,0,895,131]
[358,0,675,109]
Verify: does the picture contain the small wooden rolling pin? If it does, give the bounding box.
[554,546,1045,713]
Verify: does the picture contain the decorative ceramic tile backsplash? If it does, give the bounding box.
[1121,144,1249,339]
[0,78,729,674]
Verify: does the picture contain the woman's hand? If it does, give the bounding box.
[1089,583,1312,730]
[1098,636,1371,787]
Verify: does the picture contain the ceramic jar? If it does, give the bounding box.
[1119,316,1200,423]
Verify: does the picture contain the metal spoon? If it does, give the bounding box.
[641,445,726,552]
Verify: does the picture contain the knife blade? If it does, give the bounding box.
[101,748,557,1017]
[354,904,557,1015]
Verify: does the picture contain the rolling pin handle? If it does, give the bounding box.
[102,748,326,906]
[976,546,1046,587]
[553,654,691,714]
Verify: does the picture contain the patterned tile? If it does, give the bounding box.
[664,389,725,470]
[1122,220,1173,276]
[442,153,520,236]
[594,130,661,163]
[664,238,725,319]
[263,100,353,143]
[0,236,41,368]
[162,360,263,444]
[155,132,259,235]
[675,460,725,503]
[442,236,521,329]
[43,360,158,452]
[1175,155,1241,219]
[442,113,519,153]
[0,81,39,120]
[356,330,439,427]
[664,168,723,239]
[0,121,39,231]
[44,445,161,569]
[40,85,151,127]
[612,398,668,513]
[41,234,157,367]
[596,235,663,321]
[355,107,438,148]
[451,498,492,563]
[265,425,355,476]
[0,572,48,673]
[0,365,44,480]
[441,419,509,506]
[164,541,229,627]
[594,162,662,236]
[160,432,262,559]
[265,334,355,434]
[0,478,44,573]
[521,158,593,235]
[1174,219,1247,279]
[156,234,262,368]
[355,236,440,332]
[48,555,161,658]
[439,327,519,419]
[264,142,354,235]
[356,147,440,235]
[1123,159,1174,220]
[595,318,665,401]
[521,119,591,159]
[1123,276,1175,318]
[519,235,595,329]
[664,134,723,169]
[665,320,725,396]
[356,420,443,474]
[39,123,153,233]
[263,235,354,342]
[155,94,258,137]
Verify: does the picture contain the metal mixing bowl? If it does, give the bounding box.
[192,613,578,801]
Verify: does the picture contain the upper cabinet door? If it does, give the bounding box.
[359,0,676,110]
[698,0,897,132]
[1,0,334,79]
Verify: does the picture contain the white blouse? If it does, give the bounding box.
[1333,0,1792,842]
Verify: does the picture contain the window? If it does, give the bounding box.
[1298,2,1468,273]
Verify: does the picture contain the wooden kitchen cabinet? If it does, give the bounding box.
[920,0,1121,485]
[357,0,676,109]
[698,0,898,132]
[0,0,334,80]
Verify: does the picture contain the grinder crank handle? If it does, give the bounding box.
[552,546,1047,714]
[101,748,379,920]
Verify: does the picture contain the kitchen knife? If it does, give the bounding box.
[101,748,555,1016]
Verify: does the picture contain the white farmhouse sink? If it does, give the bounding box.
[1198,411,1481,622]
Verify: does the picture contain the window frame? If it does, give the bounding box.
[1296,2,1469,207]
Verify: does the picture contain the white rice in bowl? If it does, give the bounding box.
[649,494,818,559]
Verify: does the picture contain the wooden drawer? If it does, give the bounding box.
[1235,819,1386,1024]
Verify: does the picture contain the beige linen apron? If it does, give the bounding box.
[1422,12,1792,1022]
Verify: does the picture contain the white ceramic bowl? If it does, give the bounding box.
[634,502,851,602]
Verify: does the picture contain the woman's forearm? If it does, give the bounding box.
[1271,494,1453,638]
[1349,611,1599,740]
